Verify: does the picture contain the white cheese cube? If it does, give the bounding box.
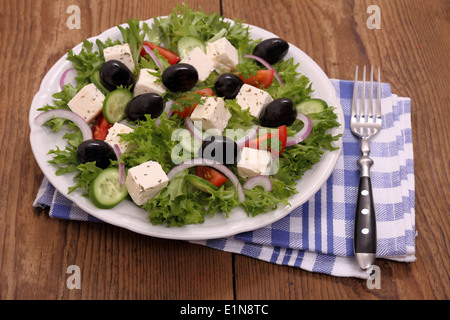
[67,83,105,123]
[103,43,135,72]
[206,37,239,74]
[179,47,215,82]
[237,147,272,178]
[125,161,169,206]
[190,97,232,132]
[133,68,167,96]
[236,84,274,118]
[105,123,135,154]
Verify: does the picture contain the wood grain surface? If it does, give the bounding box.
[0,0,448,300]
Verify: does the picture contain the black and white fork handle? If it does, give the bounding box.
[354,138,377,269]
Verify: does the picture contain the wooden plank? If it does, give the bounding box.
[0,0,233,300]
[222,0,449,299]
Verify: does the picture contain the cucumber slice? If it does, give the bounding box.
[185,174,219,194]
[89,168,128,209]
[90,69,110,95]
[296,99,328,114]
[177,36,206,59]
[103,88,133,124]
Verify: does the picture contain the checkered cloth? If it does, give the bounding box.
[33,79,416,279]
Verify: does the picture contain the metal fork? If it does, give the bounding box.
[351,65,382,270]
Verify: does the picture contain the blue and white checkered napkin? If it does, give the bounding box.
[33,79,416,279]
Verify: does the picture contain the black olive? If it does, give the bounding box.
[77,139,116,169]
[100,60,135,91]
[253,38,289,65]
[161,63,198,92]
[124,93,164,122]
[259,98,297,127]
[214,73,244,99]
[200,135,241,165]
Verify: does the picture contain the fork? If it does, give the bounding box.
[351,65,382,270]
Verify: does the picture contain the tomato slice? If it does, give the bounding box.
[140,41,180,65]
[246,125,287,155]
[92,114,112,140]
[173,88,214,119]
[196,166,228,188]
[276,125,288,155]
[195,88,214,97]
[239,69,274,89]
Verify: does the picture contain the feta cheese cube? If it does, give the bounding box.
[133,68,167,96]
[179,47,215,82]
[125,161,169,206]
[190,97,232,132]
[237,147,272,178]
[103,43,135,72]
[206,37,239,74]
[105,123,135,154]
[67,83,105,123]
[236,84,274,118]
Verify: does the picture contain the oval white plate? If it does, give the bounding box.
[29,18,344,240]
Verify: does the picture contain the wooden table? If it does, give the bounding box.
[0,0,448,300]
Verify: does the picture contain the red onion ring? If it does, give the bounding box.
[34,109,93,141]
[167,158,246,202]
[142,44,164,70]
[235,126,259,148]
[185,117,204,142]
[59,68,76,90]
[285,113,313,147]
[244,54,283,85]
[165,100,174,118]
[243,175,272,192]
[113,144,125,186]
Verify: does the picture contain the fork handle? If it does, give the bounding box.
[354,174,377,269]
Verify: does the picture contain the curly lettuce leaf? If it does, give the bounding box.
[225,99,256,131]
[145,3,252,53]
[242,179,292,216]
[47,122,83,175]
[67,38,121,85]
[267,58,313,105]
[68,162,103,195]
[302,107,342,150]
[38,83,79,113]
[144,170,244,226]
[143,171,208,226]
[120,115,181,172]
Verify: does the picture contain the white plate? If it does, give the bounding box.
[29,18,344,240]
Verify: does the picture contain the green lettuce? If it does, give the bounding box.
[144,170,242,226]
[145,3,252,53]
[267,58,313,105]
[120,114,181,172]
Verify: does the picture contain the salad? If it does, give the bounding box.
[35,4,341,227]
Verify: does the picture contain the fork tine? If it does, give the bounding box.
[368,66,374,123]
[361,65,366,121]
[376,67,382,122]
[352,65,359,120]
